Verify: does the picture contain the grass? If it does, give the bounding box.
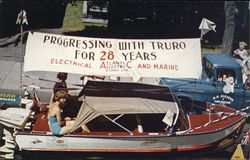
[61,1,85,33]
[61,1,106,34]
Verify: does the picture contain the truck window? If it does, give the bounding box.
[217,68,236,83]
[203,58,214,80]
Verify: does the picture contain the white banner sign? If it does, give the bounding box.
[24,32,202,80]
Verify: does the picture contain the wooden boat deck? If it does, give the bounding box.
[30,104,245,136]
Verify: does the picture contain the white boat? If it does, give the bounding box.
[13,80,247,154]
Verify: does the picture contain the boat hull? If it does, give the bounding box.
[15,118,246,153]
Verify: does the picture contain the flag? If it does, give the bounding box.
[199,18,216,39]
[16,10,28,25]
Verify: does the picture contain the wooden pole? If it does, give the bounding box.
[16,9,28,107]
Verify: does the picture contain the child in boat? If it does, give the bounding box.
[48,91,75,135]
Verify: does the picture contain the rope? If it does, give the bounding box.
[159,78,197,89]
[24,74,84,87]
[160,78,250,134]
[22,84,81,91]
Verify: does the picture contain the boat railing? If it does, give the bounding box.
[182,105,249,134]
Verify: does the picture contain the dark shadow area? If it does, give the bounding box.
[0,0,67,38]
[17,149,231,160]
[1,1,248,48]
[64,1,248,48]
[63,21,221,40]
[63,25,109,38]
[64,1,226,43]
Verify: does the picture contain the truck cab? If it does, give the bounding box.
[160,53,250,110]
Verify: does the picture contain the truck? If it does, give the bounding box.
[160,53,250,111]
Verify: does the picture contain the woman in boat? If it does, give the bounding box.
[48,91,75,135]
[52,72,76,119]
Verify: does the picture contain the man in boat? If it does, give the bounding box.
[53,72,68,95]
[51,72,68,104]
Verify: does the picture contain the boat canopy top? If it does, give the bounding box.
[73,80,188,131]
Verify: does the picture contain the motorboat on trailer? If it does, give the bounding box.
[8,80,247,154]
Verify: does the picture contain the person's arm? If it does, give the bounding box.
[56,107,65,126]
[240,51,248,60]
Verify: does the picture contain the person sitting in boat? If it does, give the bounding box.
[52,72,80,119]
[48,91,75,135]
